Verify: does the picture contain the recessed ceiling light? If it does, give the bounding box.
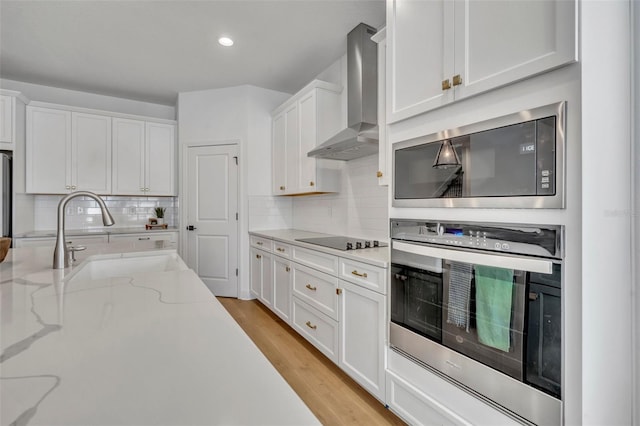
[218,37,234,47]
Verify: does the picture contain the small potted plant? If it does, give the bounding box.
[154,207,166,225]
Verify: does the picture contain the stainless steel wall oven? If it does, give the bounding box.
[390,219,563,425]
[393,102,566,209]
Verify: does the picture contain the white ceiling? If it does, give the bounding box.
[0,1,385,106]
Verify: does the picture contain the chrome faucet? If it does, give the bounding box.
[53,191,115,269]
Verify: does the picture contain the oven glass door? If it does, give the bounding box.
[391,241,556,383]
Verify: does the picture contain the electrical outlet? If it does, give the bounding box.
[77,206,84,215]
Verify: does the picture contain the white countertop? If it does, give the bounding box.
[249,229,390,268]
[0,243,319,425]
[14,227,179,239]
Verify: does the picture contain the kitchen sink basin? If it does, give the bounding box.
[67,251,188,282]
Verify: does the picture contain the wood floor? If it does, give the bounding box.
[218,297,406,426]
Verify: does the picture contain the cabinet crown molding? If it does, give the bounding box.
[28,100,176,125]
[271,79,342,117]
[0,89,30,104]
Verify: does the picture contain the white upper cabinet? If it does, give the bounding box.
[27,108,111,194]
[27,106,72,194]
[72,112,112,194]
[144,122,176,196]
[372,27,390,186]
[27,102,176,196]
[113,119,176,196]
[0,95,14,147]
[386,0,577,124]
[272,80,342,196]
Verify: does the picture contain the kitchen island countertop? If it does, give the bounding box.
[0,242,319,425]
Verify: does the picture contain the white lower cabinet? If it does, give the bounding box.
[338,280,386,402]
[249,233,388,405]
[272,255,292,323]
[386,371,471,426]
[250,247,273,308]
[292,297,339,363]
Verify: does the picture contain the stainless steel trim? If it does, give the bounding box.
[390,323,562,426]
[392,101,566,209]
[392,240,553,274]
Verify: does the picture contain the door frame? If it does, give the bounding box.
[180,140,241,297]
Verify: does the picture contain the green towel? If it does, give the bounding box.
[474,265,514,352]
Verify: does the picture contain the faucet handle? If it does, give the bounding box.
[68,245,87,263]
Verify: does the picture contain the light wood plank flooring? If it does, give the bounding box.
[218,297,406,426]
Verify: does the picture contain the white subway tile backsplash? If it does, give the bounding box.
[33,195,178,231]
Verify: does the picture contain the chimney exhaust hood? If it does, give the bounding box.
[308,23,378,161]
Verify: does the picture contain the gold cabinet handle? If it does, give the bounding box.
[276,247,285,252]
[336,288,343,295]
[352,270,368,278]
[376,171,383,178]
[279,186,285,190]
[285,266,290,272]
[256,241,263,245]
[452,74,462,86]
[305,321,317,330]
[256,254,261,259]
[310,181,315,187]
[305,284,317,291]
[442,79,451,90]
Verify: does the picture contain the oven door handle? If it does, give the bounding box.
[392,241,553,274]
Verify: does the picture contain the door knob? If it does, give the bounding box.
[186,225,197,231]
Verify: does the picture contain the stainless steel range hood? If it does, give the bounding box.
[308,23,378,161]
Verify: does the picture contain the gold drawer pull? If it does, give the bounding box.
[376,171,383,178]
[442,79,451,90]
[305,321,317,330]
[305,284,317,291]
[310,181,315,186]
[286,266,291,272]
[256,241,263,245]
[277,247,285,252]
[256,254,261,259]
[452,74,463,86]
[351,270,368,278]
[279,185,285,190]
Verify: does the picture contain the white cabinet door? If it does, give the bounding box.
[297,91,317,193]
[145,122,175,196]
[338,280,386,402]
[284,103,299,194]
[250,248,273,307]
[0,95,13,145]
[273,255,292,323]
[454,0,577,100]
[387,0,454,124]
[72,112,111,194]
[112,118,145,195]
[272,112,287,194]
[26,106,71,193]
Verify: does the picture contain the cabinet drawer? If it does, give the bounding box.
[339,258,387,295]
[109,232,176,243]
[292,297,339,363]
[272,241,291,258]
[292,245,338,275]
[292,263,338,320]
[250,235,272,252]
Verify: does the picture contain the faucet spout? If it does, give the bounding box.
[53,191,115,269]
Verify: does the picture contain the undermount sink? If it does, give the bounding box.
[67,251,188,282]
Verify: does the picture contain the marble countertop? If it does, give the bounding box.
[249,229,390,268]
[0,243,319,425]
[14,227,180,239]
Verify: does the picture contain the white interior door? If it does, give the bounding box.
[185,144,238,297]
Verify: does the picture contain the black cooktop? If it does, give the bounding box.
[295,236,387,251]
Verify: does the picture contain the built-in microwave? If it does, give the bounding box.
[393,102,566,209]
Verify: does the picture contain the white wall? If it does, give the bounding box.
[581,2,634,424]
[0,79,175,120]
[177,84,290,299]
[292,154,388,240]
